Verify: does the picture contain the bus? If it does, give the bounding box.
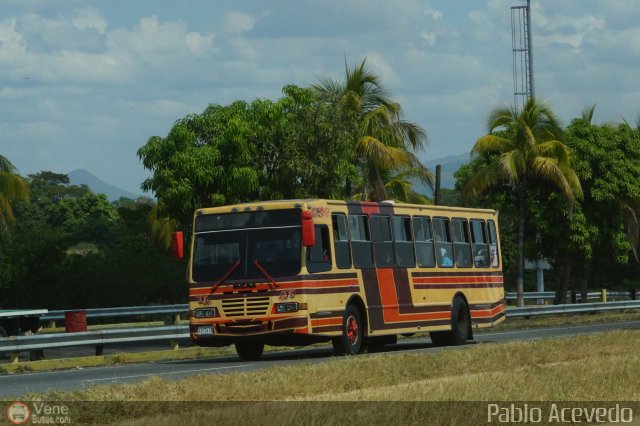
[173,199,505,360]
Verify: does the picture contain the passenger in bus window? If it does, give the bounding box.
[440,248,453,267]
[475,249,487,267]
[490,245,498,267]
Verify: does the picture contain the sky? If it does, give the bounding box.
[1,1,639,195]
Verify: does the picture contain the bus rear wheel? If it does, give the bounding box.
[333,304,365,355]
[430,296,471,346]
[450,296,471,346]
[235,341,264,361]
[429,331,449,347]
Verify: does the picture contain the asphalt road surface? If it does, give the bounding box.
[2,320,639,398]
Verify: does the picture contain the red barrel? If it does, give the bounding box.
[65,310,87,332]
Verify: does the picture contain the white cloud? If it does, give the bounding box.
[424,8,443,20]
[72,8,107,34]
[222,11,255,35]
[420,30,437,46]
[2,1,640,192]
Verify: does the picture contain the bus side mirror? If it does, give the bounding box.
[302,211,316,247]
[171,231,184,259]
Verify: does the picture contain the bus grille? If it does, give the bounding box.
[221,297,270,317]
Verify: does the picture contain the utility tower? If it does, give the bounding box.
[511,0,534,111]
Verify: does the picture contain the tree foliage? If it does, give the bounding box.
[0,173,185,309]
[462,98,582,306]
[312,59,432,200]
[457,102,640,302]
[138,85,357,229]
[0,155,29,237]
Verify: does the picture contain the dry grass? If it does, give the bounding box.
[14,330,640,424]
[492,309,640,331]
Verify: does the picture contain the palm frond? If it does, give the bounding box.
[147,205,178,250]
[535,140,572,166]
[498,151,524,184]
[0,155,18,173]
[472,135,514,154]
[486,104,518,132]
[462,161,506,199]
[580,104,596,124]
[530,157,582,208]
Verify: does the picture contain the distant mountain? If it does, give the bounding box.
[424,152,472,191]
[415,152,472,195]
[68,169,142,202]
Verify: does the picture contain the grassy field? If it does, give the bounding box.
[11,329,640,425]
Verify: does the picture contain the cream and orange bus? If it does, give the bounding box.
[173,199,505,360]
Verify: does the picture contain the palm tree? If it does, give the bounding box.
[312,59,432,200]
[382,168,432,204]
[0,155,29,235]
[463,98,582,307]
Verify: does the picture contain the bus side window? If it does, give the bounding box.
[488,220,500,268]
[392,216,415,267]
[332,213,352,269]
[307,225,332,273]
[433,217,454,268]
[349,215,373,268]
[370,215,394,267]
[452,219,472,268]
[471,219,489,268]
[413,216,435,268]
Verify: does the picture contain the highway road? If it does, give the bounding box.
[2,320,640,398]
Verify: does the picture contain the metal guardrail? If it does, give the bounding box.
[505,291,633,301]
[41,304,188,322]
[2,300,640,364]
[0,325,189,363]
[506,300,640,318]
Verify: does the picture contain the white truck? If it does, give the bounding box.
[0,309,47,337]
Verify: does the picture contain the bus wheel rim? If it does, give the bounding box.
[347,315,358,344]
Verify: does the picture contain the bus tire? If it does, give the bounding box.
[429,331,450,347]
[449,296,471,346]
[337,304,365,355]
[235,341,264,361]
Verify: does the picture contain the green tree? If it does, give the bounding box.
[463,98,582,306]
[138,84,355,246]
[0,155,29,235]
[312,59,432,200]
[560,114,640,300]
[1,174,185,309]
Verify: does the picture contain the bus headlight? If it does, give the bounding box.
[194,308,217,318]
[275,302,299,313]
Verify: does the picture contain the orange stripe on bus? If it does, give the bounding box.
[376,268,452,323]
[311,317,343,327]
[413,276,504,284]
[188,279,360,296]
[471,304,505,318]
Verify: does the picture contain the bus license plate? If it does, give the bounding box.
[197,326,214,335]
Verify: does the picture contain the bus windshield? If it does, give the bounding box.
[192,209,302,282]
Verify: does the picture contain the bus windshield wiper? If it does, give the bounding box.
[210,260,241,293]
[253,260,279,289]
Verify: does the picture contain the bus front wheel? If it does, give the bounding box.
[235,341,264,361]
[333,304,365,355]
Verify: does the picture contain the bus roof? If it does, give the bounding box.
[194,199,498,217]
